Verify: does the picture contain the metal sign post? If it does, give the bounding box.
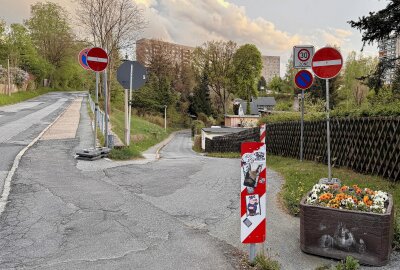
[326,79,332,180]
[311,47,343,181]
[94,72,99,148]
[300,89,305,161]
[117,60,147,147]
[128,63,133,145]
[103,69,109,148]
[294,69,313,162]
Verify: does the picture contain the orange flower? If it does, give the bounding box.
[341,186,349,192]
[319,193,333,201]
[363,195,372,206]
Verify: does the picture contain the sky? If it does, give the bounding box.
[0,0,389,75]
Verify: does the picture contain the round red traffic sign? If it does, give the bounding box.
[311,47,343,79]
[87,47,109,72]
[298,49,310,62]
[295,70,313,90]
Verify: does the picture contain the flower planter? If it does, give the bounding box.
[300,194,394,266]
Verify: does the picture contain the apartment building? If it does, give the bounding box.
[136,38,195,67]
[378,35,400,84]
[261,56,280,84]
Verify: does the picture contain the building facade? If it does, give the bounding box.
[136,38,195,67]
[261,56,280,84]
[378,35,400,84]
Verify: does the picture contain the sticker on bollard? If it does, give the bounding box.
[241,142,266,244]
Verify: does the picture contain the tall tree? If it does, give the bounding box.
[257,76,267,92]
[25,2,73,67]
[193,40,237,115]
[232,44,262,103]
[349,0,400,91]
[190,65,212,116]
[268,76,285,93]
[76,0,146,110]
[341,52,377,107]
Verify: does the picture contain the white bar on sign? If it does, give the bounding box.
[87,56,108,63]
[313,59,342,67]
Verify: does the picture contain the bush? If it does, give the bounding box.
[192,135,202,152]
[274,100,292,111]
[191,120,205,137]
[259,112,325,124]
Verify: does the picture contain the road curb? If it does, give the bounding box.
[154,131,180,159]
[0,98,75,216]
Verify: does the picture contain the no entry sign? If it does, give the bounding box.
[78,48,91,70]
[312,47,343,79]
[87,47,109,72]
[241,142,266,244]
[295,70,313,90]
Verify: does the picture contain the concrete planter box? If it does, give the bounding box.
[300,195,394,266]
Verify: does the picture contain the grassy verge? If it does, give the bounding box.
[108,108,171,160]
[205,151,400,250]
[266,155,400,217]
[0,87,72,106]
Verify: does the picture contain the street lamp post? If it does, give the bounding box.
[164,105,167,131]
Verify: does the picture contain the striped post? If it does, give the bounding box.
[260,124,266,144]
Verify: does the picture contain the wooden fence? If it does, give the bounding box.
[266,117,400,181]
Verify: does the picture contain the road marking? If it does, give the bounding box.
[87,56,108,63]
[312,59,342,67]
[0,99,73,216]
[0,99,67,144]
[0,102,43,113]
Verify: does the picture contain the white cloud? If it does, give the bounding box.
[139,0,302,55]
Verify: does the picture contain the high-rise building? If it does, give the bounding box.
[136,38,195,67]
[378,35,400,84]
[261,56,280,85]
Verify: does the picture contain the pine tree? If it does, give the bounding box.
[191,67,212,116]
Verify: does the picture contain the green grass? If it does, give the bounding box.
[0,87,56,106]
[108,109,171,160]
[266,155,400,217]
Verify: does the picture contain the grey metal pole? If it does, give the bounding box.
[7,58,11,96]
[326,79,332,180]
[128,63,133,145]
[164,105,167,131]
[124,89,129,146]
[103,70,109,148]
[300,89,304,162]
[249,244,256,263]
[94,72,99,149]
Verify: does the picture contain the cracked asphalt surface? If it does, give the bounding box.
[0,97,243,270]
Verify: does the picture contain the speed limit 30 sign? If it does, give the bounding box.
[293,45,314,69]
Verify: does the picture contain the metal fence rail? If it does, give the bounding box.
[87,94,105,136]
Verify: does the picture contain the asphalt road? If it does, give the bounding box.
[0,98,242,270]
[0,92,79,195]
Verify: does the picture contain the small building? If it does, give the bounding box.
[234,97,276,115]
[224,115,260,128]
[201,127,247,150]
